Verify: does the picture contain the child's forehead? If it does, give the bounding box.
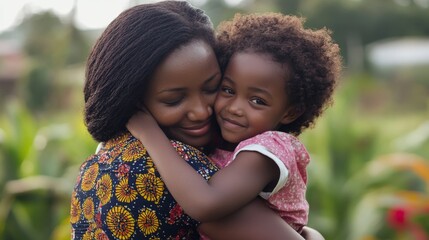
[227,52,288,77]
[223,52,289,94]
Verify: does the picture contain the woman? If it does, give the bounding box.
[70,1,324,239]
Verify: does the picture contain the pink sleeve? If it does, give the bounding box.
[232,131,301,197]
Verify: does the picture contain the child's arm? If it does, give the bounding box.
[127,111,279,222]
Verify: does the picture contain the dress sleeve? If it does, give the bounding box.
[232,144,289,199]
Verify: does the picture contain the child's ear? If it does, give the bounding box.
[280,105,305,125]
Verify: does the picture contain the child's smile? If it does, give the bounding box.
[218,115,247,131]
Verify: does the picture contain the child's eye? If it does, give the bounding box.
[221,86,234,95]
[250,97,267,106]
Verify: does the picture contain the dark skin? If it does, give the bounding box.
[134,52,302,223]
[200,198,322,240]
[127,114,324,240]
[127,40,324,239]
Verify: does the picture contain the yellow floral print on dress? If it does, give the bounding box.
[82,230,91,240]
[70,194,81,224]
[145,158,156,174]
[135,173,164,204]
[94,228,109,240]
[122,140,145,162]
[104,133,128,150]
[115,178,138,203]
[106,206,135,239]
[71,133,219,239]
[81,163,99,191]
[138,208,160,236]
[83,197,95,220]
[96,174,112,205]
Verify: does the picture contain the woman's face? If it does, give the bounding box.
[144,40,221,147]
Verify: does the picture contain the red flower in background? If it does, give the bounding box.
[387,206,409,230]
[386,205,429,240]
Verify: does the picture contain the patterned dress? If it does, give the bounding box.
[70,132,219,239]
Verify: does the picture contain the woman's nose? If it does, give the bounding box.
[187,96,213,121]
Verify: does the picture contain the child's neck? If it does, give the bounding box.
[218,140,238,152]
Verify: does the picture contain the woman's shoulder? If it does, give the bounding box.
[169,139,220,179]
[101,131,134,151]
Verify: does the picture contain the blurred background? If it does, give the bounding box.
[0,0,428,239]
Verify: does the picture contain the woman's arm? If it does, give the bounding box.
[200,198,324,240]
[199,198,305,240]
[127,111,279,222]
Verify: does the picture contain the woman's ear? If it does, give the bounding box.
[280,104,305,125]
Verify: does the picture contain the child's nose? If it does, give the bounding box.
[227,99,244,116]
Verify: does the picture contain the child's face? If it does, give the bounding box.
[214,52,294,144]
[144,40,221,147]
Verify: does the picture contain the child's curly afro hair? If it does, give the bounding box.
[216,13,342,135]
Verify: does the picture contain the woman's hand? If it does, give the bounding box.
[301,226,325,240]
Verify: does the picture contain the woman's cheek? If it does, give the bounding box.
[151,106,182,127]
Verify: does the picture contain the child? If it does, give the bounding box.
[127,12,342,234]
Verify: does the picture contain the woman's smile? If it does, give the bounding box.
[180,121,212,137]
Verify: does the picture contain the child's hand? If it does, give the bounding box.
[126,110,159,140]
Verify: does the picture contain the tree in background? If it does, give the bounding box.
[199,0,429,69]
[16,10,90,116]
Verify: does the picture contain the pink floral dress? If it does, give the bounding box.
[211,131,310,232]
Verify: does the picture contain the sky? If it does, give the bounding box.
[0,0,147,33]
[0,0,246,34]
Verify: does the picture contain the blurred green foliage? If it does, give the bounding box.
[301,77,429,239]
[0,0,428,239]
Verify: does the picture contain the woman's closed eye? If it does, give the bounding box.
[161,97,184,106]
[203,86,219,94]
